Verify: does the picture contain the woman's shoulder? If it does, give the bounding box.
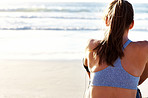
[85,39,101,51]
[132,40,148,53]
[132,40,148,47]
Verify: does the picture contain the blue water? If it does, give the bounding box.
[0,2,147,60]
[0,2,148,31]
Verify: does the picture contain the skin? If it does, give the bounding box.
[83,20,148,98]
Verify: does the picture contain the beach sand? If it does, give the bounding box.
[0,60,86,98]
[0,60,147,98]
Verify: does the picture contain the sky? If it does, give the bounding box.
[1,0,148,3]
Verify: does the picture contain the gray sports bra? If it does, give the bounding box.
[90,39,140,90]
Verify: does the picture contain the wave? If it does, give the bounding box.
[0,27,148,31]
[0,8,148,13]
[0,2,148,14]
[4,16,99,20]
[136,18,148,20]
[0,8,95,13]
[7,15,148,20]
[0,27,100,31]
[20,16,99,20]
[1,14,148,21]
[132,28,148,32]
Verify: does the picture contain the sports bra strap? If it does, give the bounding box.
[122,39,132,50]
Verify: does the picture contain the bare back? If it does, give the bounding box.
[85,39,148,98]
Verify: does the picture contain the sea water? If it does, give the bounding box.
[0,2,147,60]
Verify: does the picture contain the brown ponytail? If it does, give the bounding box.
[94,0,134,66]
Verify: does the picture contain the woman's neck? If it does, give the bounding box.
[123,30,129,44]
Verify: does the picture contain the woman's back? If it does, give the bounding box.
[83,0,148,98]
[86,39,148,98]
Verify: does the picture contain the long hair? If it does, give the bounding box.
[94,0,134,66]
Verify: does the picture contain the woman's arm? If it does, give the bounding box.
[83,39,95,78]
[138,41,148,85]
[138,62,148,85]
[83,57,90,78]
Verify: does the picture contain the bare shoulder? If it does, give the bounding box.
[133,40,148,48]
[85,39,101,51]
[132,40,148,53]
[84,39,100,66]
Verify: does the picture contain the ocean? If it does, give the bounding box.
[0,2,147,60]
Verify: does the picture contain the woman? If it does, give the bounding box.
[83,0,148,98]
